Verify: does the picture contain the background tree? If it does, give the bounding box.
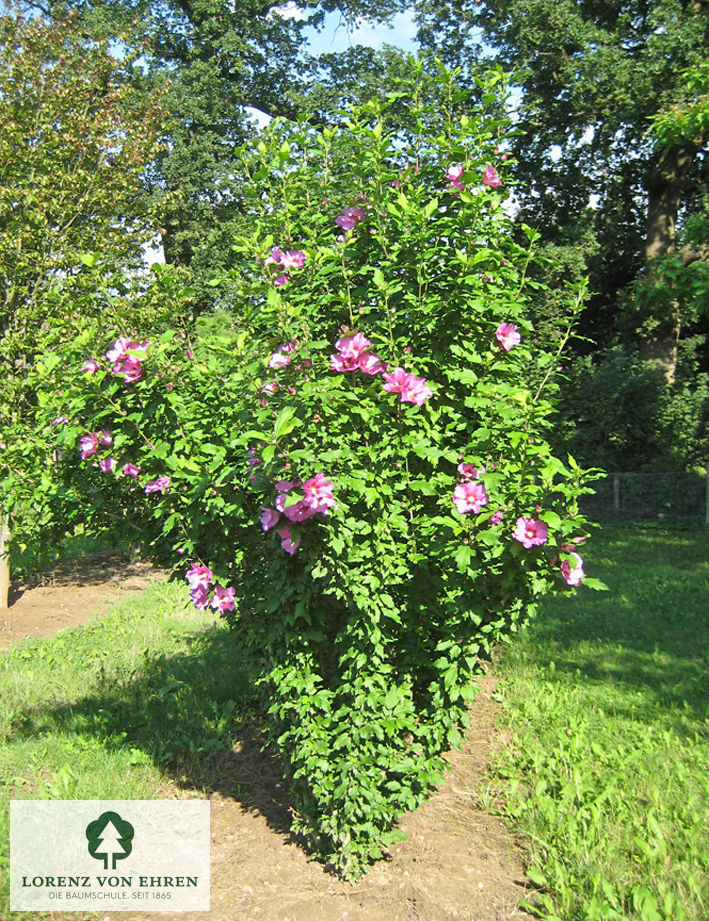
[637,59,709,366]
[21,0,414,311]
[415,0,709,381]
[0,5,173,605]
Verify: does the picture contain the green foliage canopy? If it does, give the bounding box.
[0,6,176,563]
[25,0,417,308]
[416,0,709,348]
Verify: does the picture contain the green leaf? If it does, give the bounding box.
[381,828,407,846]
[447,727,463,749]
[525,865,547,888]
[274,406,297,438]
[453,544,472,572]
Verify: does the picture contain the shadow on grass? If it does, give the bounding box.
[7,624,298,842]
[524,527,709,724]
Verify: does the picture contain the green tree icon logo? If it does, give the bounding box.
[85,811,134,870]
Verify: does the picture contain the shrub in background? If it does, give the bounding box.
[553,343,709,472]
[37,64,599,879]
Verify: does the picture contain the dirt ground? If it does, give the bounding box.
[147,676,534,921]
[2,556,533,921]
[0,552,167,648]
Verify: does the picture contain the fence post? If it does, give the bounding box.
[613,474,620,514]
[0,513,10,610]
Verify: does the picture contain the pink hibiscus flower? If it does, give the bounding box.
[115,355,144,382]
[453,481,489,515]
[283,499,317,523]
[190,585,210,610]
[457,463,484,481]
[79,432,99,460]
[302,472,336,514]
[99,457,116,473]
[276,478,300,493]
[561,553,584,586]
[277,523,301,555]
[106,337,132,364]
[264,246,284,268]
[211,585,236,614]
[280,250,306,270]
[496,322,521,352]
[186,562,213,591]
[401,376,432,406]
[382,366,413,395]
[335,206,367,232]
[330,333,372,372]
[482,166,502,189]
[122,463,141,478]
[268,351,291,369]
[82,359,100,374]
[106,337,148,367]
[329,353,350,373]
[357,351,385,375]
[513,516,548,548]
[338,332,371,359]
[274,478,299,513]
[145,475,171,495]
[445,164,466,191]
[261,508,281,531]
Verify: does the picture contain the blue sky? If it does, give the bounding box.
[242,5,420,127]
[304,8,420,56]
[265,3,420,56]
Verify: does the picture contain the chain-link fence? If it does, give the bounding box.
[580,471,709,524]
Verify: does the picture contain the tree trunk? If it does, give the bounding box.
[0,513,10,610]
[640,144,697,383]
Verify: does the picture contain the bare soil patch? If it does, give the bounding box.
[2,557,532,920]
[0,551,167,648]
[106,676,531,921]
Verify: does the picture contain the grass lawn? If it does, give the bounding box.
[491,524,709,921]
[1,525,707,920]
[0,580,255,919]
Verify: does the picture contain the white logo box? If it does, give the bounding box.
[11,800,210,911]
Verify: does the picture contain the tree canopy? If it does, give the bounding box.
[0,7,169,391]
[20,0,415,308]
[416,0,709,376]
[0,5,174,600]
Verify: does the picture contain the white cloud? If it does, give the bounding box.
[244,106,272,129]
[268,2,307,21]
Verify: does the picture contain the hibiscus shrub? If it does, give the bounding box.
[41,65,601,880]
